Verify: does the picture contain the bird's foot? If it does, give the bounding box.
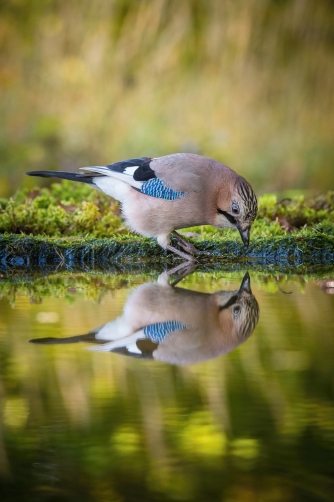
[171,231,199,255]
[166,244,196,262]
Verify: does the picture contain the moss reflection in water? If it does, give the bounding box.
[0,272,334,501]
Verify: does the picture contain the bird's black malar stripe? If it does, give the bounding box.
[217,208,237,225]
[218,294,238,311]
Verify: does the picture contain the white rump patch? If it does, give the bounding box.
[93,177,131,202]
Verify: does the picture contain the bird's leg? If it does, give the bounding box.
[171,231,199,255]
[158,233,196,262]
[166,244,196,262]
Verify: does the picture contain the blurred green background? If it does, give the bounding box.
[0,0,334,197]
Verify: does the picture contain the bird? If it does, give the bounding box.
[26,153,258,261]
[29,272,260,366]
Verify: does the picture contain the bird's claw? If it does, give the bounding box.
[166,244,196,262]
[177,240,199,255]
[171,231,199,256]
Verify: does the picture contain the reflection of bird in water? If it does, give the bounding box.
[30,273,259,366]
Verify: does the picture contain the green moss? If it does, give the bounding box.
[1,183,334,239]
[0,183,334,273]
[0,181,123,237]
[258,192,334,229]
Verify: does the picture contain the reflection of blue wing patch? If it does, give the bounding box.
[143,321,188,343]
[140,178,187,200]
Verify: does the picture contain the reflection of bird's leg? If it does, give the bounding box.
[171,230,199,255]
[158,261,197,287]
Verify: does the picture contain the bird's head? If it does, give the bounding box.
[216,273,260,344]
[215,176,258,246]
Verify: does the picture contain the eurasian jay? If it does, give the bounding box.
[27,153,258,261]
[30,272,260,366]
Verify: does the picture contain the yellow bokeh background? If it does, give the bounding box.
[0,0,333,197]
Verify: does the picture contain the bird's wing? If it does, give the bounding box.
[80,154,212,200]
[149,153,211,192]
[142,320,189,343]
[80,157,149,189]
[88,320,188,353]
[111,339,158,360]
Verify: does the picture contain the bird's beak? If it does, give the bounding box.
[237,226,250,247]
[238,272,251,294]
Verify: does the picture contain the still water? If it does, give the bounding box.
[0,270,334,502]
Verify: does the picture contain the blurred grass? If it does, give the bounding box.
[0,0,334,197]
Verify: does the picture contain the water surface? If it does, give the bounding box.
[0,271,334,501]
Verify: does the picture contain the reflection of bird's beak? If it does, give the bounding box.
[219,272,252,311]
[238,272,251,294]
[237,226,250,247]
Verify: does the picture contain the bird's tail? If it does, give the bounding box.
[26,170,100,186]
[29,332,102,345]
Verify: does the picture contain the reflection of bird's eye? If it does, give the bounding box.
[232,305,241,317]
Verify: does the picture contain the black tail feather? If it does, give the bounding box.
[29,333,103,345]
[26,170,100,185]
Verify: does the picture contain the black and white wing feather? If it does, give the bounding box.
[81,156,190,201]
[80,157,153,189]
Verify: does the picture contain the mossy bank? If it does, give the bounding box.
[1,182,334,275]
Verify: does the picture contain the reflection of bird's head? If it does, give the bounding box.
[215,272,260,345]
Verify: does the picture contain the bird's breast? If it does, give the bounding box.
[122,190,208,236]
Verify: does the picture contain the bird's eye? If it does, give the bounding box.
[232,204,240,215]
[232,305,241,317]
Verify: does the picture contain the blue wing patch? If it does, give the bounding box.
[143,320,188,343]
[140,178,187,201]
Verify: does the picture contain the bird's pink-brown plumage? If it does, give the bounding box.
[114,154,242,242]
